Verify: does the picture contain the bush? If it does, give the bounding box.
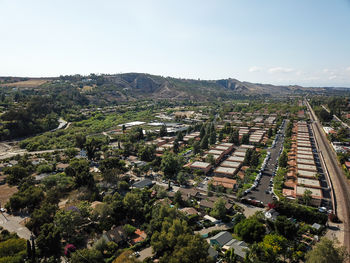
[274,200,327,225]
[36,164,53,174]
[123,224,137,236]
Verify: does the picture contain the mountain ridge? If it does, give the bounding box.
[0,73,336,102]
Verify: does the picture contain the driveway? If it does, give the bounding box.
[0,212,31,239]
[195,223,232,235]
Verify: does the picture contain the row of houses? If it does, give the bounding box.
[283,121,323,206]
[249,129,266,144]
[213,144,255,179]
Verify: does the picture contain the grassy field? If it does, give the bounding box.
[20,109,155,151]
[3,79,50,88]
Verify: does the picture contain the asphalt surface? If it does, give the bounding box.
[306,100,350,253]
[246,121,287,204]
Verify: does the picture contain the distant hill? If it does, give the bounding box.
[99,73,326,101]
[0,73,331,102]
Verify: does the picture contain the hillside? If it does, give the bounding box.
[90,73,326,102]
[0,73,327,102]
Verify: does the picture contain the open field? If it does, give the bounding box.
[2,79,50,88]
[0,184,17,207]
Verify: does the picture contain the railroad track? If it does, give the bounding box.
[306,100,350,252]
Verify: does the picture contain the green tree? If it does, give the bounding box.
[70,248,103,263]
[99,157,126,184]
[209,131,216,145]
[64,148,79,159]
[123,191,143,220]
[36,223,62,259]
[234,217,266,243]
[7,186,44,212]
[85,137,103,160]
[243,149,253,166]
[302,189,312,206]
[123,224,137,237]
[26,202,58,234]
[199,125,206,139]
[200,135,209,150]
[75,134,86,150]
[161,152,182,181]
[218,130,224,142]
[206,154,216,166]
[278,151,288,168]
[0,237,26,262]
[260,234,288,262]
[65,159,94,189]
[4,166,29,186]
[268,127,273,138]
[225,248,238,263]
[241,133,250,144]
[151,219,212,263]
[176,131,184,141]
[274,215,297,240]
[229,129,239,145]
[250,151,259,167]
[193,141,200,155]
[138,145,156,162]
[159,125,167,137]
[174,191,183,206]
[173,139,179,154]
[177,172,187,186]
[210,198,226,220]
[53,202,92,244]
[305,237,348,263]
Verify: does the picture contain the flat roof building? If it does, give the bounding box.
[296,186,322,206]
[214,167,238,177]
[211,177,237,189]
[297,163,317,172]
[297,177,321,188]
[297,169,317,178]
[220,161,242,169]
[233,151,246,157]
[240,144,255,150]
[297,158,315,165]
[226,156,245,163]
[297,154,314,160]
[190,161,212,174]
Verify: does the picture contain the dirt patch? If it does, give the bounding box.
[0,184,18,207]
[3,79,49,88]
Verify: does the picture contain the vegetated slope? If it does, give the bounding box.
[1,73,326,102]
[100,73,326,101]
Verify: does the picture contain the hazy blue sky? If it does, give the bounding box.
[1,0,350,86]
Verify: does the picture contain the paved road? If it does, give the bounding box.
[246,120,287,204]
[0,148,65,160]
[306,100,350,252]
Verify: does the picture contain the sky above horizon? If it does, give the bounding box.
[1,0,350,87]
